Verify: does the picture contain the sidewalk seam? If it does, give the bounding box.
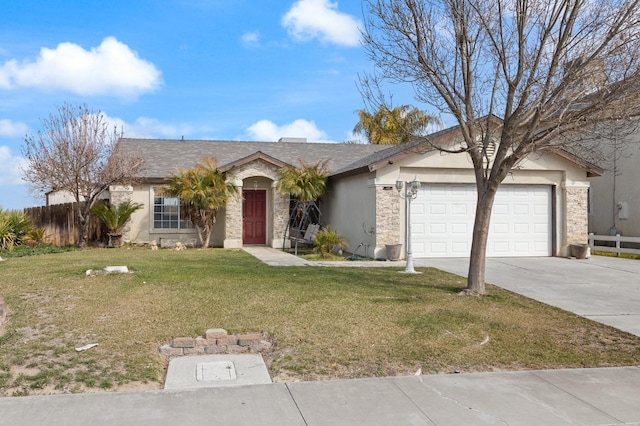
[285,383,310,426]
[531,371,625,424]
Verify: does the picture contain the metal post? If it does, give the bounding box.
[396,178,421,274]
[404,188,416,273]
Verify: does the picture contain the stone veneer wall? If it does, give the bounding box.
[566,186,589,245]
[224,159,286,249]
[375,187,401,254]
[224,192,243,247]
[272,190,290,247]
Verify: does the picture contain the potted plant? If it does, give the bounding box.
[90,201,143,247]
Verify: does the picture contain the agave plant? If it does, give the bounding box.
[90,201,143,247]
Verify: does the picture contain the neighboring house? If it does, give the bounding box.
[45,191,110,206]
[588,127,640,237]
[114,129,600,259]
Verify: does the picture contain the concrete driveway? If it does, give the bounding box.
[414,256,640,337]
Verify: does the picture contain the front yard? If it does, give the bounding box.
[1,248,639,397]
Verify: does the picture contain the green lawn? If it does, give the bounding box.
[1,247,639,397]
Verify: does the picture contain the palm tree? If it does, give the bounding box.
[276,159,329,206]
[90,200,143,247]
[161,157,237,248]
[353,104,440,145]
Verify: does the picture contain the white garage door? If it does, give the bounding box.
[412,184,552,258]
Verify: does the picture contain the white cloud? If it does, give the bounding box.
[246,119,334,142]
[241,31,261,48]
[0,37,162,98]
[0,119,29,137]
[103,115,196,139]
[282,0,361,47]
[0,145,25,185]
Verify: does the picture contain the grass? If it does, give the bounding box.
[1,247,640,397]
[593,250,640,260]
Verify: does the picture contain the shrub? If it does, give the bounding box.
[0,209,32,251]
[22,228,48,247]
[90,201,143,247]
[313,227,348,258]
[0,215,16,251]
[7,211,32,242]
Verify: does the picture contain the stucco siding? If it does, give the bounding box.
[123,184,201,246]
[324,173,378,258]
[588,132,640,236]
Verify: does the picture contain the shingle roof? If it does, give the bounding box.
[119,127,603,180]
[118,138,390,179]
[331,126,459,176]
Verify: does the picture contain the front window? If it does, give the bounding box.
[153,189,193,229]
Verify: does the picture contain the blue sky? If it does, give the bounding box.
[0,0,427,210]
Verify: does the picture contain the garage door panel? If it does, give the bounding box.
[513,204,529,215]
[429,204,446,215]
[493,223,509,233]
[412,184,551,258]
[452,244,470,255]
[533,204,547,215]
[451,203,469,215]
[493,203,509,215]
[413,223,426,234]
[450,223,468,234]
[429,241,447,255]
[429,223,445,233]
[534,223,548,233]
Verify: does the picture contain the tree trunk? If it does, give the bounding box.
[77,203,88,248]
[194,227,205,248]
[202,226,212,248]
[462,185,499,296]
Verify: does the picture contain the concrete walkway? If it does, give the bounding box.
[1,248,639,425]
[2,366,640,425]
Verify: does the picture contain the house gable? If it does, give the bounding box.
[219,151,290,174]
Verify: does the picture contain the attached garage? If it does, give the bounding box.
[411,184,552,258]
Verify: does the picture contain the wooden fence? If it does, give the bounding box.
[588,233,640,257]
[24,203,106,246]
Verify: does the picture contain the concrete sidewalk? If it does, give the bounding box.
[1,366,639,425]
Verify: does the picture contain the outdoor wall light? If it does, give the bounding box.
[396,178,422,274]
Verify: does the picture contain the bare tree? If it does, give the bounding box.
[361,0,640,295]
[21,103,144,248]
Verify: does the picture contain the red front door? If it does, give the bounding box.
[243,190,266,245]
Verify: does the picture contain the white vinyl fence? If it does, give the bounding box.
[588,233,640,256]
